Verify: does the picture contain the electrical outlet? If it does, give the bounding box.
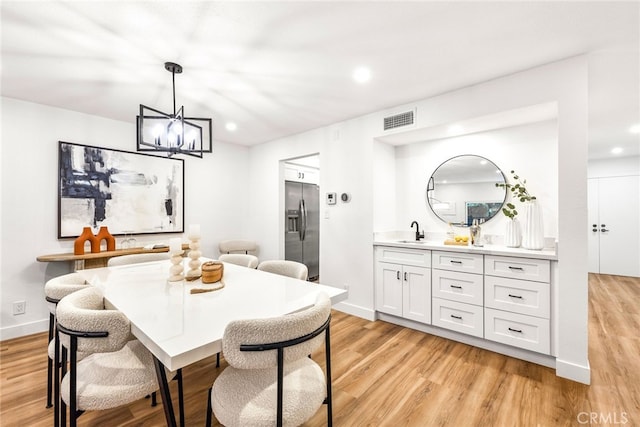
[13,300,26,315]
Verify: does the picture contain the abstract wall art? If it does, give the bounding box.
[58,141,184,238]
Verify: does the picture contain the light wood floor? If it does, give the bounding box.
[1,273,638,426]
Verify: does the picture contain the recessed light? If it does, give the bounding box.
[225,122,237,132]
[352,66,371,84]
[629,123,640,134]
[611,147,623,154]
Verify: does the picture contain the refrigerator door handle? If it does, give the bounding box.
[300,199,307,241]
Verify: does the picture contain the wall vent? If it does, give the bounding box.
[383,110,415,131]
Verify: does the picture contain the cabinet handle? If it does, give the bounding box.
[450,284,463,289]
[508,327,523,333]
[508,294,523,299]
[450,260,463,265]
[404,272,407,281]
[450,314,462,320]
[600,228,609,232]
[508,266,524,271]
[396,271,400,280]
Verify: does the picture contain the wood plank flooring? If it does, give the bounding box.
[1,273,638,426]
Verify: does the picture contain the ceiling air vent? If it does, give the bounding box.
[383,109,415,131]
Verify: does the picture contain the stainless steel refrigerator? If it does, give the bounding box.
[285,181,319,280]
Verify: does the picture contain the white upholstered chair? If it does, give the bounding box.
[219,253,259,268]
[257,260,309,281]
[206,292,333,427]
[107,252,170,266]
[218,239,258,255]
[43,273,90,409]
[55,287,184,427]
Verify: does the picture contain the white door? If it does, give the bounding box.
[588,176,640,277]
[402,265,431,324]
[375,262,403,316]
[587,179,600,273]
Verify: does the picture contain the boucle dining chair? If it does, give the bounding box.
[206,292,333,427]
[55,287,184,427]
[43,272,90,409]
[107,252,170,266]
[218,239,258,255]
[219,253,259,268]
[257,260,309,281]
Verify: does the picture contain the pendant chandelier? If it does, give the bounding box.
[137,62,212,158]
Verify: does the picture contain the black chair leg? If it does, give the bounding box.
[216,352,220,368]
[205,387,212,427]
[46,312,54,408]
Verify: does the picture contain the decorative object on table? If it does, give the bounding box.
[137,62,212,158]
[504,218,522,248]
[58,141,184,238]
[496,170,543,249]
[168,238,184,282]
[95,226,116,252]
[73,227,97,255]
[522,199,545,250]
[201,261,224,284]
[444,235,469,246]
[470,219,483,247]
[186,224,202,281]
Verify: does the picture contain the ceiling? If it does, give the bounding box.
[1,1,639,159]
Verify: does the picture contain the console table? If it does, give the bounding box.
[37,244,189,270]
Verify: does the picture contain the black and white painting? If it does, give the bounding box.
[58,141,184,238]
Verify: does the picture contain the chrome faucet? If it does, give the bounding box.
[410,221,425,241]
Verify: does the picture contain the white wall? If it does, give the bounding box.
[394,121,558,239]
[588,156,640,178]
[0,97,250,340]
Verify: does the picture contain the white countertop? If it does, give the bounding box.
[373,238,558,260]
[76,259,348,371]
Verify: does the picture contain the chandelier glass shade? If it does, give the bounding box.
[137,62,212,158]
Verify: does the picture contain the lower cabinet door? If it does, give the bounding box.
[432,297,483,338]
[402,265,431,324]
[375,262,403,316]
[484,308,550,354]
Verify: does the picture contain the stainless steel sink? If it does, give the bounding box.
[396,240,427,244]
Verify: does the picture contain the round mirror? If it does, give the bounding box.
[426,155,507,226]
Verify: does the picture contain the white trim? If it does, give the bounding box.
[334,302,376,322]
[556,358,591,385]
[0,318,48,342]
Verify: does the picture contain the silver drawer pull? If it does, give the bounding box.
[508,294,523,299]
[450,314,462,320]
[450,260,463,264]
[508,327,522,333]
[450,284,462,289]
[508,266,524,271]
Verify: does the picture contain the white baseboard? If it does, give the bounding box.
[333,301,376,321]
[556,358,591,385]
[0,319,49,342]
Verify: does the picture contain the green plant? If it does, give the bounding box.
[495,170,536,219]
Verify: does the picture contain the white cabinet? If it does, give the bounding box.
[375,247,431,324]
[284,164,319,184]
[484,255,551,354]
[431,251,484,338]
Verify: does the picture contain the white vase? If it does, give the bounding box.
[504,218,522,248]
[522,200,545,250]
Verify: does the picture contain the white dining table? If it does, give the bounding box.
[76,258,348,426]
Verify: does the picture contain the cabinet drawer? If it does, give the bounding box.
[432,297,484,338]
[432,251,483,274]
[485,276,550,318]
[485,255,550,283]
[484,308,550,354]
[376,246,431,268]
[432,269,483,306]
